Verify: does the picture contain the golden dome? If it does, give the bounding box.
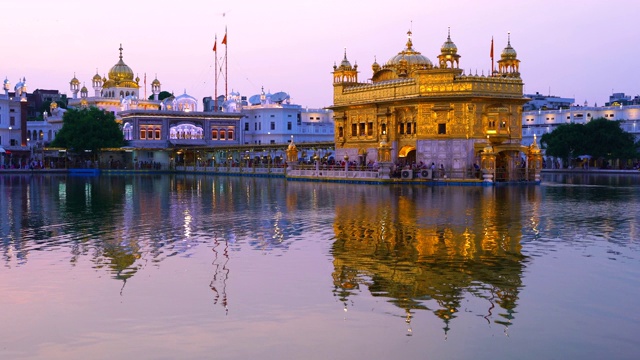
[108,44,135,82]
[70,74,80,85]
[151,78,161,86]
[92,71,102,82]
[501,33,517,59]
[371,56,380,73]
[338,49,354,70]
[440,28,458,55]
[385,30,433,70]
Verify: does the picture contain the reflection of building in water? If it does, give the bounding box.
[331,185,538,335]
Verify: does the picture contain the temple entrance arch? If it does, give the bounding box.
[494,147,527,182]
[398,145,416,166]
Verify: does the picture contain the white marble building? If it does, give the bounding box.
[209,88,334,146]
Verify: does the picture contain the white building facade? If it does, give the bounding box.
[213,89,334,146]
[1,77,29,167]
[522,104,640,147]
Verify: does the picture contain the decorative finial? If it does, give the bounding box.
[447,26,451,40]
[507,32,511,45]
[343,47,347,60]
[119,44,123,60]
[406,29,413,49]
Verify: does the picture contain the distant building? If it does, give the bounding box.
[605,92,640,106]
[523,92,575,111]
[521,100,640,153]
[204,88,334,146]
[1,77,29,167]
[67,44,162,120]
[117,92,243,168]
[26,100,67,148]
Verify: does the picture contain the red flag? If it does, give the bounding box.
[221,33,227,45]
[213,40,217,52]
[490,37,494,59]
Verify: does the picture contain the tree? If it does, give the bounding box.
[540,123,586,161]
[148,91,172,101]
[51,106,124,154]
[541,117,639,166]
[583,118,637,160]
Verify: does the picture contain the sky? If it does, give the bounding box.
[2,0,639,109]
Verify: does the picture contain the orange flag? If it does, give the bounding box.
[213,40,217,52]
[490,37,494,59]
[222,33,227,45]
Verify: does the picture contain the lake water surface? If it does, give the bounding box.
[1,173,639,359]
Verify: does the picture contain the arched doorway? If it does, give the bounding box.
[398,145,416,166]
[358,148,368,165]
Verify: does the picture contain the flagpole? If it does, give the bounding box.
[214,34,218,112]
[490,36,495,76]
[224,26,228,101]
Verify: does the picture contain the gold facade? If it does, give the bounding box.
[330,30,533,181]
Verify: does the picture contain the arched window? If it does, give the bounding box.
[169,124,204,140]
[123,122,133,140]
[220,130,226,140]
[212,129,218,140]
[227,130,234,140]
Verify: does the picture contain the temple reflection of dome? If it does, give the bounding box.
[330,186,532,335]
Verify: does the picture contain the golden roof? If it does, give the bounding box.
[440,28,458,55]
[337,49,354,70]
[107,44,136,84]
[385,30,433,71]
[501,33,518,59]
[70,73,80,85]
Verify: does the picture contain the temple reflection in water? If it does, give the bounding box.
[1,174,541,331]
[329,184,540,335]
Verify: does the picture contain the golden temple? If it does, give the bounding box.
[330,29,542,182]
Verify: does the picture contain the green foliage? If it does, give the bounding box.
[148,91,172,101]
[540,117,638,161]
[540,123,586,161]
[51,106,124,153]
[584,118,637,159]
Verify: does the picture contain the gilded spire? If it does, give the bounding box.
[406,30,413,50]
[119,44,123,60]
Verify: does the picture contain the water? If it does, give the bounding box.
[1,173,639,359]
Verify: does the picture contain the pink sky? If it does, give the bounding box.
[3,0,639,109]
